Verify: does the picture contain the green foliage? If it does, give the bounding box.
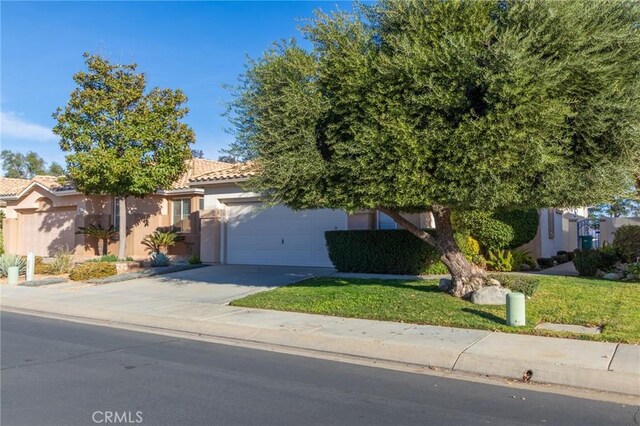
[573,248,620,276]
[628,263,640,276]
[613,225,640,262]
[227,0,640,215]
[489,274,540,297]
[0,150,63,178]
[486,249,514,272]
[188,255,202,265]
[150,252,170,267]
[0,254,26,277]
[76,224,118,256]
[325,229,476,275]
[48,250,74,275]
[511,248,535,269]
[53,53,195,258]
[452,209,539,252]
[142,230,184,254]
[69,262,117,281]
[493,209,540,249]
[536,257,555,269]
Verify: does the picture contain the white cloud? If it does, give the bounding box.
[0,111,56,142]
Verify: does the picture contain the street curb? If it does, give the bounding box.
[2,301,638,398]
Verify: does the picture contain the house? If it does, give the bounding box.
[2,158,590,265]
[1,159,230,258]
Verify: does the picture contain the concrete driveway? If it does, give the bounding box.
[38,264,336,306]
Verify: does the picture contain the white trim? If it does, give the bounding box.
[190,177,249,187]
[157,188,204,196]
[0,182,79,200]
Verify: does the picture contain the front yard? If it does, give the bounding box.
[231,276,640,344]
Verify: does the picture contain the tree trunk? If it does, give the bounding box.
[378,206,488,299]
[118,196,127,260]
[101,238,108,257]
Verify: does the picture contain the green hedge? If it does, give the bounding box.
[613,225,640,262]
[325,229,474,275]
[453,208,539,252]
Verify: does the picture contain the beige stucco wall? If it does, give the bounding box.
[1,185,204,259]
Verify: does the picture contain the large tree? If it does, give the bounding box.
[1,150,64,178]
[227,0,640,298]
[53,53,195,259]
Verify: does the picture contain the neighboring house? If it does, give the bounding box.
[0,159,230,258]
[520,207,589,259]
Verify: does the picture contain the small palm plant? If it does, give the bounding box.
[76,224,118,256]
[0,254,27,277]
[142,230,184,254]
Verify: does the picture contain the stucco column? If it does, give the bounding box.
[199,209,223,263]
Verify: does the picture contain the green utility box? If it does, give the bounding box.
[506,292,526,327]
[579,235,593,251]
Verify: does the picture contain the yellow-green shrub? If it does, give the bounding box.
[69,262,117,281]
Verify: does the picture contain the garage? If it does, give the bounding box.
[20,209,76,256]
[225,203,346,267]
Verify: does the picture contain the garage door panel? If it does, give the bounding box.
[226,203,345,267]
[20,210,76,256]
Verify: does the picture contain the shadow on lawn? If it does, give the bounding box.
[290,278,441,293]
[461,308,505,325]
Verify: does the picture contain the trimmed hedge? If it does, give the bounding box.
[453,208,539,252]
[69,262,117,281]
[325,229,477,275]
[613,225,640,262]
[573,248,620,277]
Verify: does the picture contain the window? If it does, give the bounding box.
[377,212,397,230]
[199,197,204,210]
[173,198,191,232]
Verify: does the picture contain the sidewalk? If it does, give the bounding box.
[1,281,638,397]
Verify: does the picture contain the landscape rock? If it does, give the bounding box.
[626,273,637,281]
[519,264,532,271]
[487,278,501,286]
[603,272,622,281]
[439,278,452,291]
[470,286,511,305]
[595,269,606,278]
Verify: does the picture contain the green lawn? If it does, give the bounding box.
[231,276,640,343]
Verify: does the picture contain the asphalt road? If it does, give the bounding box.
[1,312,637,426]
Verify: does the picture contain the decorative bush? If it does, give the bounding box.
[511,248,535,269]
[142,230,184,254]
[49,250,74,275]
[325,229,478,275]
[0,254,27,277]
[613,225,640,262]
[490,274,540,297]
[486,249,514,272]
[573,248,619,277]
[150,252,170,267]
[69,262,117,281]
[188,255,202,265]
[35,256,52,274]
[452,209,539,252]
[551,254,569,265]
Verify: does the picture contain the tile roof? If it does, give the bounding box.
[190,161,257,183]
[170,158,232,189]
[0,175,68,196]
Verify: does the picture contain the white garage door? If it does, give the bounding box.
[20,210,76,256]
[226,203,346,267]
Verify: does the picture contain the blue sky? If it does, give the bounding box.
[0,1,351,169]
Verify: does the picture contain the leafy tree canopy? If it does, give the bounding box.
[227,0,640,214]
[1,150,65,179]
[53,53,195,198]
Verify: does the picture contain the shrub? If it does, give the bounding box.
[35,256,52,274]
[0,254,27,277]
[188,255,202,265]
[49,250,74,275]
[627,262,640,276]
[150,252,170,267]
[452,208,539,252]
[613,225,640,262]
[69,262,117,281]
[572,249,619,276]
[557,250,574,261]
[511,248,535,269]
[325,230,475,275]
[486,249,514,272]
[489,274,540,297]
[142,230,184,254]
[536,257,555,269]
[551,254,569,265]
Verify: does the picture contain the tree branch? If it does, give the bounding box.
[377,207,438,247]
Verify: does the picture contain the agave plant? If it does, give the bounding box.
[150,252,170,267]
[0,254,27,277]
[76,224,118,256]
[142,230,184,254]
